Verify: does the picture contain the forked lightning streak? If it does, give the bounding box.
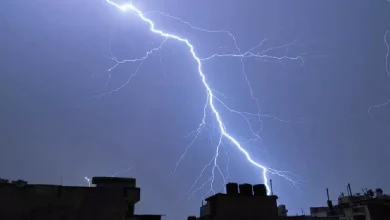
[103,0,304,196]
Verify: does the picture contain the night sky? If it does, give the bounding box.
[1,0,390,219]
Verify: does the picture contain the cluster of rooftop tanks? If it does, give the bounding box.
[225,183,268,196]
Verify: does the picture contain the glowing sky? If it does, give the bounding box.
[1,0,390,219]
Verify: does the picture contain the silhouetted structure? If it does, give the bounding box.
[0,177,162,220]
[196,182,279,220]
[225,183,239,195]
[253,184,267,196]
[278,205,288,217]
[310,185,390,220]
[192,182,339,220]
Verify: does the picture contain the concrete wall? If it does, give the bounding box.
[0,183,140,220]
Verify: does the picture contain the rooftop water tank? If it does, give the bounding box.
[239,183,253,196]
[253,184,267,196]
[226,182,239,195]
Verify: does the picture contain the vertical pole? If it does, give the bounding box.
[348,183,352,196]
[327,188,330,200]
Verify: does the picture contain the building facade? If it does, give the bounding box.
[310,194,390,220]
[337,195,390,220]
[0,177,162,220]
[189,182,339,220]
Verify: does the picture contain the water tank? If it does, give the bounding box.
[226,182,239,195]
[253,184,267,196]
[239,184,253,196]
[92,177,136,187]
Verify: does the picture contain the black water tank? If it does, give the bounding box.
[239,184,253,196]
[226,182,239,195]
[253,184,267,196]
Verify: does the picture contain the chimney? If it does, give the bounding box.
[92,177,136,188]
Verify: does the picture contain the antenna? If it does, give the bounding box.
[326,188,330,201]
[348,183,352,196]
[270,179,274,195]
[326,188,334,215]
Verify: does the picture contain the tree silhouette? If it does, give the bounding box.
[375,188,383,197]
[367,189,374,198]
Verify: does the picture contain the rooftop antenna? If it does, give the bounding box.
[327,188,334,215]
[347,183,352,196]
[327,188,330,201]
[270,179,274,195]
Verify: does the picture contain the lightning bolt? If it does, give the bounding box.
[367,30,390,116]
[102,0,304,196]
[84,177,92,187]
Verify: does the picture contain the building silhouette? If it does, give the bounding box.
[189,183,390,220]
[188,182,338,220]
[0,177,162,220]
[310,185,390,220]
[278,205,288,217]
[1,177,389,220]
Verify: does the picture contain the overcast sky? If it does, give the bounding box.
[1,0,390,219]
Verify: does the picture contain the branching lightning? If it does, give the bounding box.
[367,30,390,116]
[102,0,305,197]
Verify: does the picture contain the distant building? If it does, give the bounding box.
[336,194,390,220]
[278,205,288,217]
[0,177,162,220]
[310,186,390,220]
[310,206,330,217]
